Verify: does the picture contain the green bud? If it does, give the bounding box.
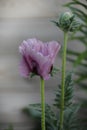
[59,12,74,31]
[69,17,81,32]
[52,11,81,32]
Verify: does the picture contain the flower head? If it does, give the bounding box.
[19,38,61,80]
[52,11,81,32]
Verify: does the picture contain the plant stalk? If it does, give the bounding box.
[59,32,68,130]
[40,77,45,130]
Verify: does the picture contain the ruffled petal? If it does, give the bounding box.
[25,47,51,80]
[27,38,44,52]
[19,40,28,55]
[19,57,30,77]
[46,41,61,62]
[40,60,52,80]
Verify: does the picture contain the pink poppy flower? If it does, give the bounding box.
[19,38,61,80]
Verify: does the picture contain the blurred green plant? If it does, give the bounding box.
[64,0,87,90]
[4,124,13,130]
[64,0,87,128]
[22,72,82,130]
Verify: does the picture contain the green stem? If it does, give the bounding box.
[40,77,45,130]
[59,32,68,130]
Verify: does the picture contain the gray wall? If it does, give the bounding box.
[0,0,70,18]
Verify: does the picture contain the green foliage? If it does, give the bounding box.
[51,67,60,77]
[54,72,74,109]
[4,124,13,130]
[30,72,37,78]
[23,72,81,130]
[64,0,87,88]
[63,105,80,130]
[23,104,57,130]
[76,99,87,129]
[65,0,87,128]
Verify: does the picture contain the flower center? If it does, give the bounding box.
[32,60,39,75]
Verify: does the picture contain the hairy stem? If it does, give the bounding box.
[40,77,45,130]
[59,32,68,130]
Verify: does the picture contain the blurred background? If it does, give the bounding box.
[0,0,87,130]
